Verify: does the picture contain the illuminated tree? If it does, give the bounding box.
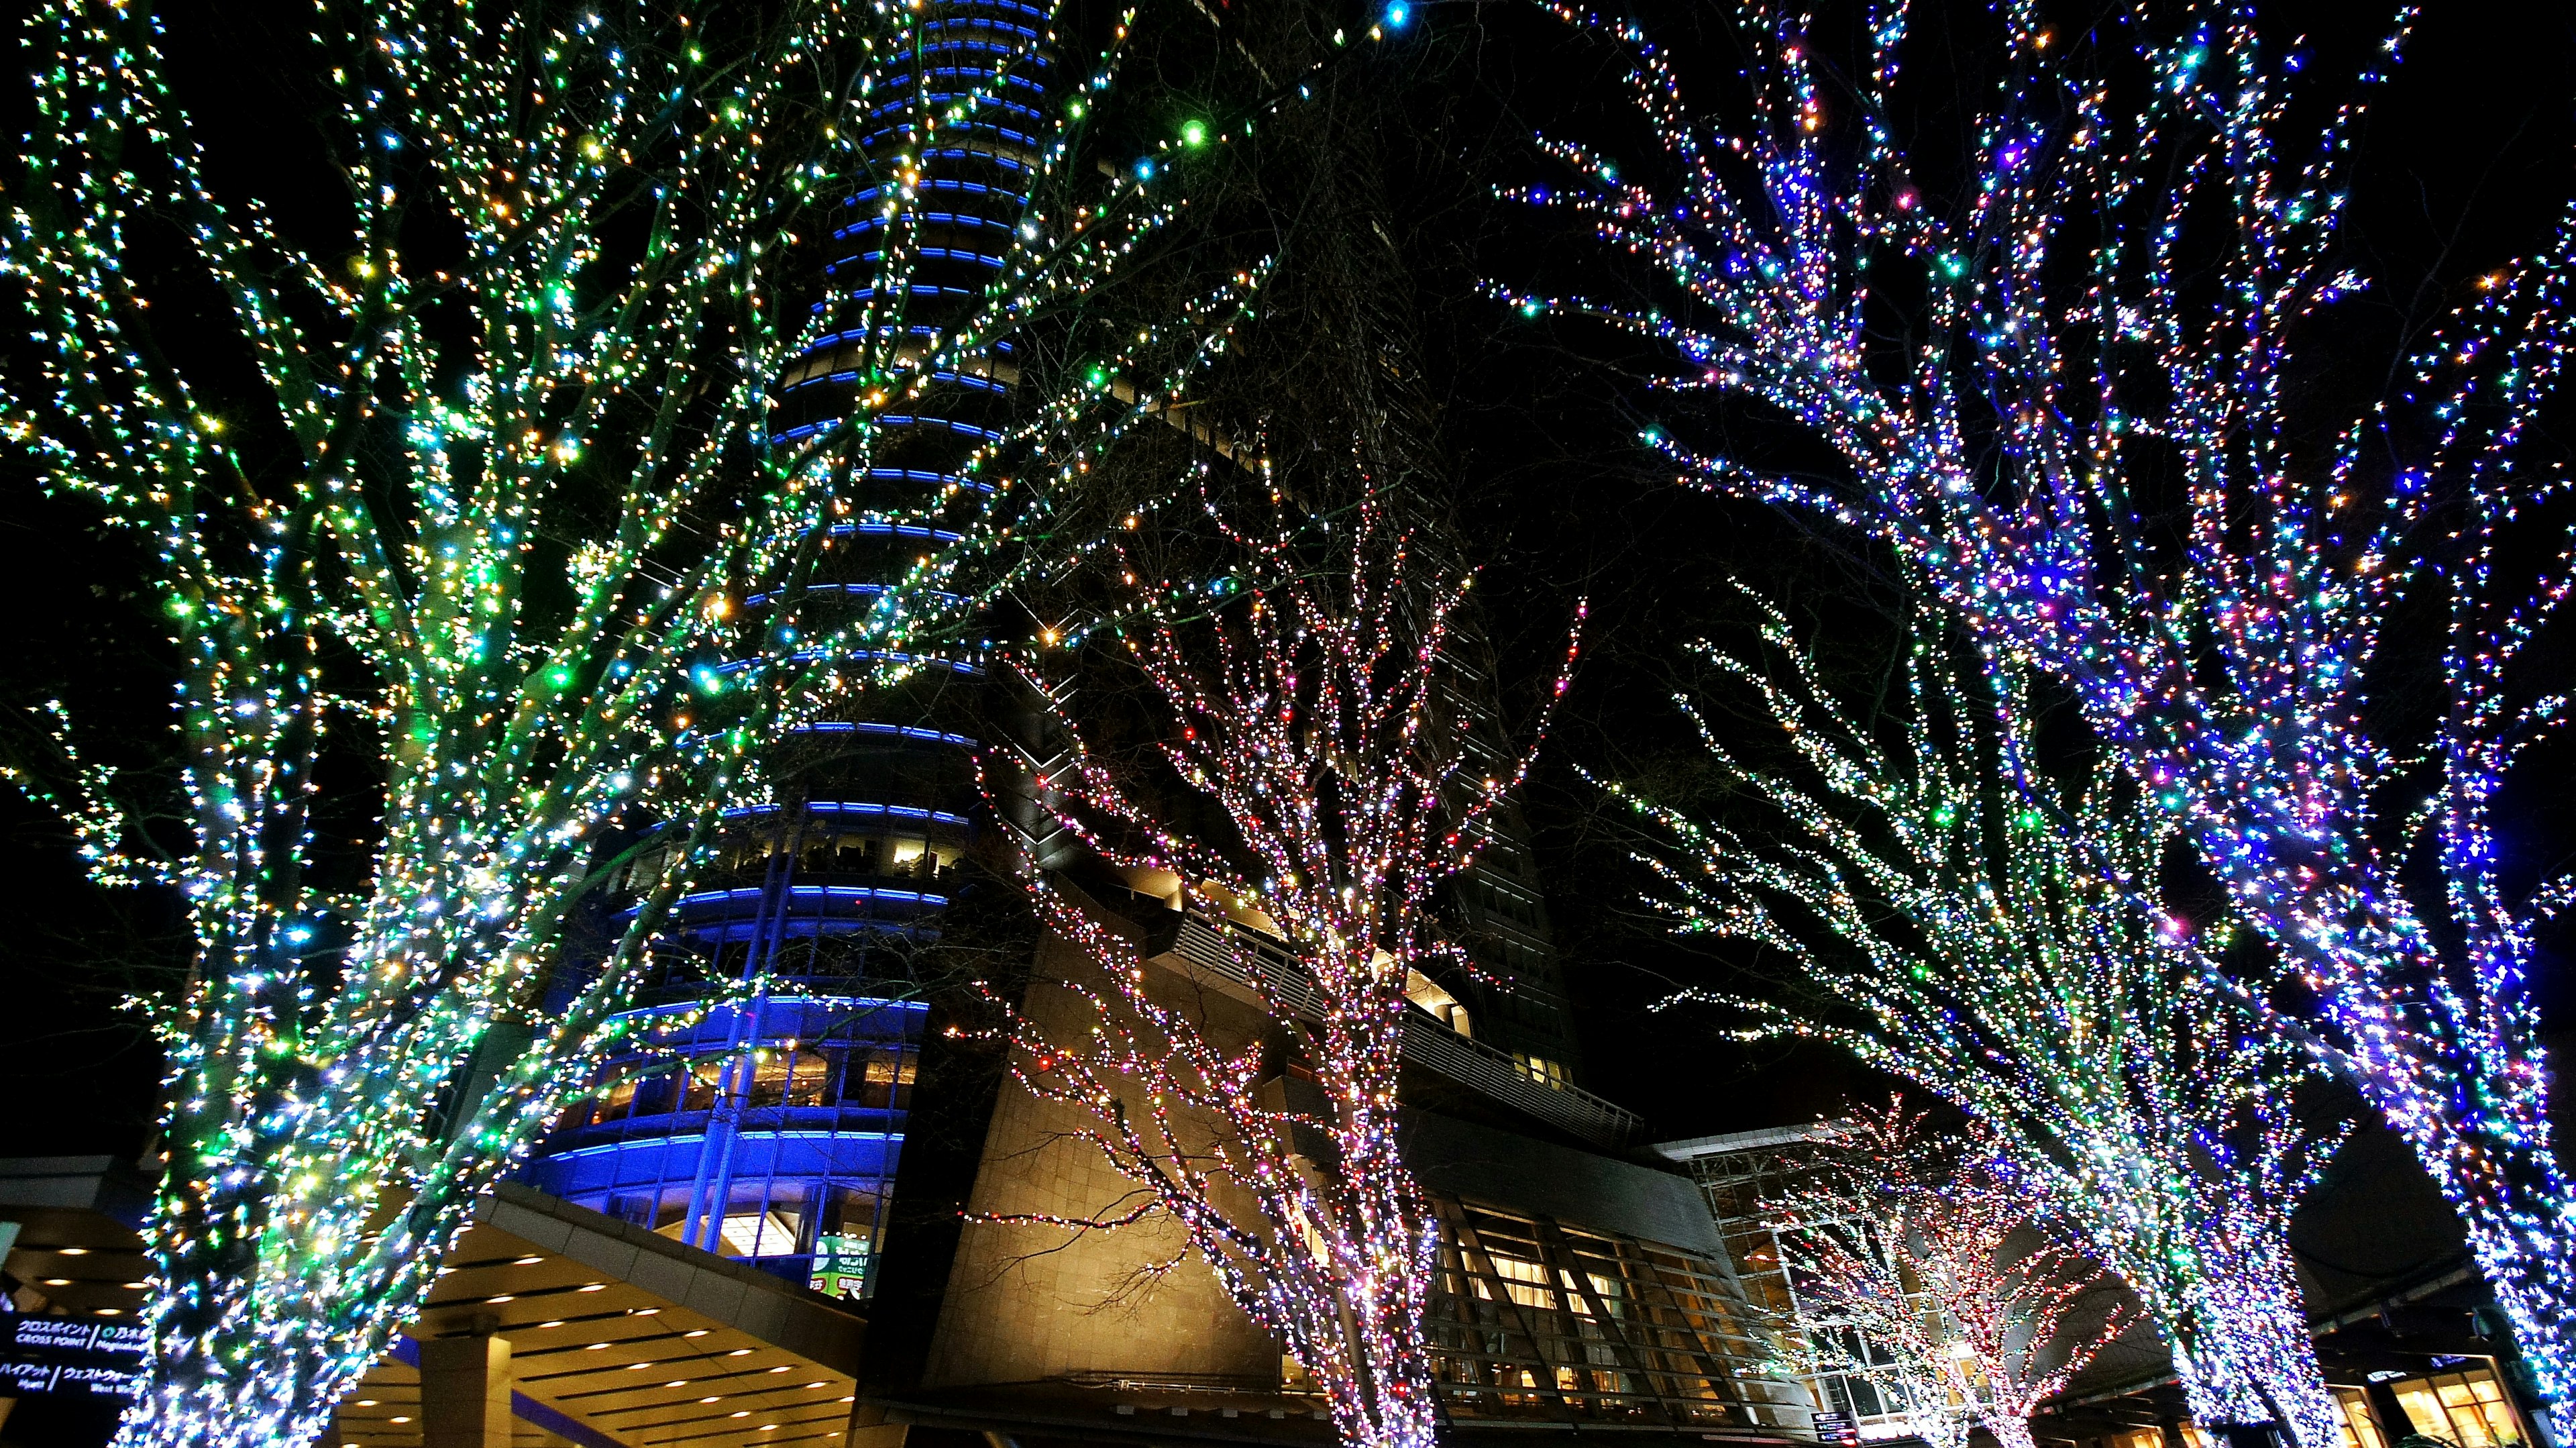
[1770,1102,2128,1448]
[1502,1,2576,1419]
[0,0,1242,1442]
[1619,590,2343,1447]
[982,487,1578,1448]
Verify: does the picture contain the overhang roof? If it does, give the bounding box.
[331,1183,864,1448]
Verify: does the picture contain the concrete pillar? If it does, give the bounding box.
[419,1329,513,1448]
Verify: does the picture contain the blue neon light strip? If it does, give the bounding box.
[827,246,1008,274]
[782,721,980,749]
[775,375,1012,433]
[600,994,932,1029]
[906,68,1047,97]
[765,995,931,1011]
[846,650,982,676]
[855,122,1041,154]
[790,324,1014,351]
[834,210,1021,241]
[845,178,1026,207]
[870,464,993,484]
[918,146,1032,175]
[870,416,1003,443]
[741,582,967,607]
[847,132,1038,170]
[857,97,1044,130]
[820,284,975,311]
[537,1129,902,1163]
[721,796,973,825]
[910,38,1049,62]
[828,520,967,543]
[677,886,947,910]
[918,16,1040,40]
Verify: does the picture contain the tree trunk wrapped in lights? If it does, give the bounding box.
[982,489,1578,1448]
[1616,590,2343,1447]
[1503,0,2576,1420]
[0,0,1250,1441]
[1770,1102,2130,1448]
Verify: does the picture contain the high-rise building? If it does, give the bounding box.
[515,0,1041,1302]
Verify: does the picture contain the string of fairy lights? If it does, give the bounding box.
[1769,1104,2132,1448]
[967,489,1579,1448]
[1499,0,2576,1427]
[1620,588,2345,1448]
[5,0,2564,1439]
[0,0,1281,1441]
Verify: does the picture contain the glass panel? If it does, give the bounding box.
[574,1070,629,1125]
[782,1049,831,1106]
[1514,1055,1569,1089]
[718,1209,802,1258]
[743,1048,832,1107]
[810,1185,887,1300]
[851,1048,918,1108]
[2420,1378,2498,1448]
[2397,1387,2447,1439]
[632,1069,679,1115]
[2336,1388,2387,1448]
[682,1057,727,1111]
[1488,1254,1554,1310]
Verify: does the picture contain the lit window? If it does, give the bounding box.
[717,1209,803,1259]
[2394,1370,2522,1448]
[2334,1388,2388,1448]
[1514,1055,1569,1090]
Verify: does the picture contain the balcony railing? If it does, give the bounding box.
[1142,909,1645,1148]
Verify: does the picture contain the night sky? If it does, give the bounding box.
[1,0,2571,1175]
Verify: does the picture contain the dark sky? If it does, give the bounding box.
[1,0,2571,1166]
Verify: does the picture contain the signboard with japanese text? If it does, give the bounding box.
[0,1312,146,1400]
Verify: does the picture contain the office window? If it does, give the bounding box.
[716,1204,806,1259]
[809,1185,888,1300]
[2334,1388,2389,1448]
[2393,1369,2524,1448]
[1515,1055,1569,1090]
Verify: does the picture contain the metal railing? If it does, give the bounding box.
[1143,909,1645,1148]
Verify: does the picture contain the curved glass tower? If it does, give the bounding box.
[520,0,1051,1302]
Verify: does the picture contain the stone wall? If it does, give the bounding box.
[920,933,1282,1388]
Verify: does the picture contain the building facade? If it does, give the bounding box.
[513,0,1036,1304]
[1654,1125,1930,1445]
